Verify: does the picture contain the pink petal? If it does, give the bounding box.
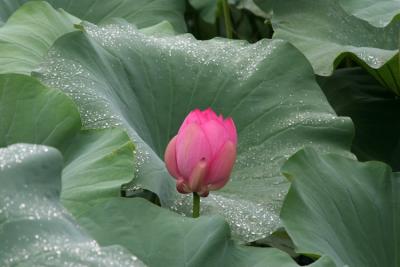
[201,119,229,156]
[176,123,212,179]
[223,117,237,145]
[176,178,191,194]
[188,160,208,193]
[164,135,180,179]
[206,141,236,190]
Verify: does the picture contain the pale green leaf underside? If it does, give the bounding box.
[0,73,135,217]
[339,0,400,27]
[0,1,185,75]
[36,21,353,241]
[281,148,400,267]
[0,1,79,75]
[0,0,186,32]
[272,0,400,95]
[0,144,144,266]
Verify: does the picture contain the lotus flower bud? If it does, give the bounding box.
[164,108,237,197]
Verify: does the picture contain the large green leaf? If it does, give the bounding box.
[0,73,135,216]
[281,148,400,267]
[0,73,80,147]
[78,197,336,267]
[0,143,145,266]
[78,198,307,267]
[35,22,354,241]
[61,129,135,216]
[0,1,185,75]
[317,67,400,170]
[0,0,186,32]
[338,0,400,27]
[272,0,400,95]
[0,1,79,75]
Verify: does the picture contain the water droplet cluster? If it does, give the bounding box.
[83,22,280,81]
[0,144,49,170]
[0,144,145,266]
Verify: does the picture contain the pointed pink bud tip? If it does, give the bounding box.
[164,108,237,197]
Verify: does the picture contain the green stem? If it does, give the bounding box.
[192,192,200,218]
[221,0,233,39]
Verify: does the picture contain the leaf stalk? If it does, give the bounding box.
[221,0,233,39]
[193,192,200,218]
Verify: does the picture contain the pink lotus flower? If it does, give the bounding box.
[164,108,237,197]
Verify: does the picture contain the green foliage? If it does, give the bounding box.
[78,198,301,267]
[0,0,399,266]
[0,73,136,217]
[272,0,400,95]
[0,73,80,146]
[0,1,79,74]
[0,143,145,266]
[186,0,272,41]
[0,0,186,32]
[338,0,400,26]
[34,20,353,242]
[281,148,400,267]
[318,67,400,170]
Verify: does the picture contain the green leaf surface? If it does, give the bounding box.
[0,1,185,75]
[35,21,354,241]
[272,0,400,95]
[0,1,79,74]
[0,143,144,266]
[78,197,334,267]
[338,0,400,27]
[281,148,400,267]
[61,129,135,216]
[318,67,400,170]
[0,73,80,147]
[0,73,135,216]
[0,0,186,32]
